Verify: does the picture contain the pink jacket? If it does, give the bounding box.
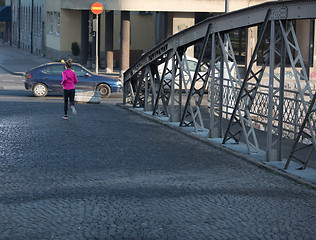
[61,69,78,90]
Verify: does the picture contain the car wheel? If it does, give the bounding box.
[97,84,111,98]
[33,83,48,97]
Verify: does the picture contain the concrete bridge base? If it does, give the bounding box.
[75,90,101,104]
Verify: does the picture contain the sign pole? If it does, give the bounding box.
[91,2,103,75]
[96,14,99,74]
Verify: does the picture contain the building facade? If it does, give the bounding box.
[9,0,45,54]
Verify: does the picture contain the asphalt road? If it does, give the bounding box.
[0,72,316,239]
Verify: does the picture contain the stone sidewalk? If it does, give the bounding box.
[0,97,316,239]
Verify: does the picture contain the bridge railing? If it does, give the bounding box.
[212,82,314,142]
[123,0,316,170]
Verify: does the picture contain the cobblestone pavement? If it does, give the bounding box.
[0,94,316,240]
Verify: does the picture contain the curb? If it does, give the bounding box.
[0,64,25,76]
[117,103,316,190]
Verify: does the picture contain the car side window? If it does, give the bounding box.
[188,60,197,72]
[71,66,86,77]
[42,65,64,75]
[42,66,52,74]
[51,66,65,75]
[188,60,207,72]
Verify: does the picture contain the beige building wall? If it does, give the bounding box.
[112,11,156,66]
[61,0,274,12]
[113,12,156,51]
[228,0,273,11]
[46,0,60,12]
[172,12,195,56]
[60,9,81,52]
[104,0,225,12]
[130,13,156,52]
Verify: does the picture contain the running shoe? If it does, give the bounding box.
[71,105,77,115]
[63,115,68,120]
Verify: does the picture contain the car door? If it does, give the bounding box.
[71,65,95,90]
[41,65,64,92]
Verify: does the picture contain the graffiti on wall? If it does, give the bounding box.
[260,70,316,90]
[262,71,316,81]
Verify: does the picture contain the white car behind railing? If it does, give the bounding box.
[158,56,235,91]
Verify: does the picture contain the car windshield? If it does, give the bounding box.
[73,65,93,76]
[71,65,87,77]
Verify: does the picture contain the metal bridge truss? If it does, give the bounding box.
[124,0,316,169]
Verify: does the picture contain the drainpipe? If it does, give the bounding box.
[31,0,34,53]
[10,0,12,46]
[225,0,229,13]
[18,0,21,48]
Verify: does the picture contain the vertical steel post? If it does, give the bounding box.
[218,33,225,136]
[123,74,127,105]
[266,20,276,162]
[208,33,221,138]
[178,54,183,121]
[169,55,177,121]
[294,92,299,139]
[278,20,286,162]
[144,68,149,111]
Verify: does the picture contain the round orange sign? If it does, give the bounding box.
[91,2,103,15]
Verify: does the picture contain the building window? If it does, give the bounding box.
[48,12,53,34]
[229,28,247,65]
[29,6,31,33]
[257,20,314,67]
[55,12,60,35]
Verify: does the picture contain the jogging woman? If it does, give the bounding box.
[61,59,78,119]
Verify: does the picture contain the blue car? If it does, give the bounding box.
[24,62,122,97]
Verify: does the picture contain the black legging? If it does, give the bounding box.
[63,89,75,115]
